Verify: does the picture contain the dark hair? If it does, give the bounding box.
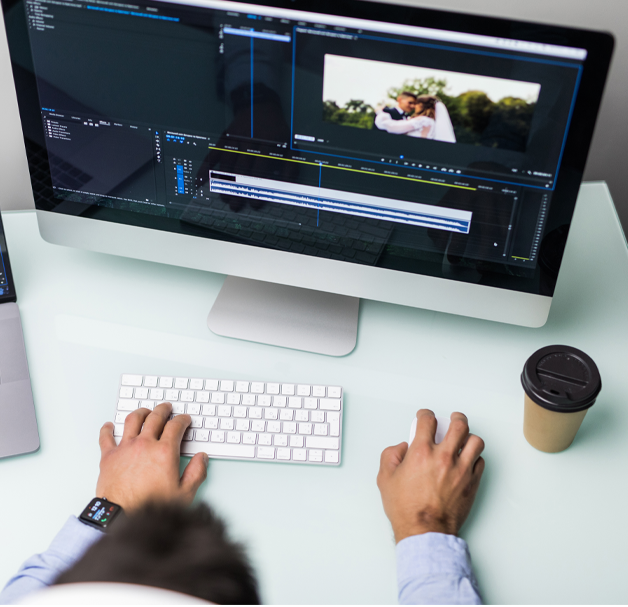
[398,91,417,100]
[415,95,438,119]
[54,503,260,605]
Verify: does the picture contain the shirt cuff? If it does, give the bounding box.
[49,516,105,561]
[396,532,482,605]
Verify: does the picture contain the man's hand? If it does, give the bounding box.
[96,402,208,511]
[377,409,485,543]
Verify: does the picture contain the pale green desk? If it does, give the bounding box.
[1,182,627,604]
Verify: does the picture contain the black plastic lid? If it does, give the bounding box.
[521,345,601,413]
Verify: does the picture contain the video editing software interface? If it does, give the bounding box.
[25,0,586,290]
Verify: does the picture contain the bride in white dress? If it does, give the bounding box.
[407,95,456,143]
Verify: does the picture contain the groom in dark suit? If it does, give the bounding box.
[374,92,419,134]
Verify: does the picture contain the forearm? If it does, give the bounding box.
[396,533,482,605]
[0,517,103,604]
[375,114,419,134]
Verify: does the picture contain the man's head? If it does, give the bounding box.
[54,502,260,605]
[396,92,417,114]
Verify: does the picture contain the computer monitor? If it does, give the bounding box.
[1,0,614,355]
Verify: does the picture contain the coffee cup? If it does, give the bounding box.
[521,345,601,453]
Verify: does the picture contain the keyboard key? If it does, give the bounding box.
[273,396,287,408]
[205,379,219,391]
[211,430,225,443]
[181,391,194,402]
[134,387,149,400]
[295,410,309,422]
[235,419,249,431]
[312,386,326,397]
[187,403,201,415]
[143,376,158,387]
[267,421,281,433]
[227,393,241,405]
[297,384,311,396]
[308,449,323,462]
[115,411,130,424]
[113,424,124,437]
[195,429,209,442]
[159,377,173,388]
[328,411,341,437]
[165,389,179,401]
[289,435,304,448]
[117,399,139,411]
[281,384,295,395]
[249,407,262,419]
[202,404,216,416]
[328,386,342,398]
[257,447,275,459]
[119,386,134,398]
[211,392,225,404]
[258,395,272,407]
[186,443,255,458]
[320,398,341,411]
[235,381,249,392]
[233,406,247,418]
[251,420,265,432]
[190,416,203,428]
[306,437,339,450]
[314,423,328,436]
[288,397,302,408]
[280,409,294,421]
[242,433,256,445]
[311,411,325,423]
[277,448,291,460]
[204,417,218,429]
[183,428,194,441]
[149,388,164,400]
[264,408,278,420]
[274,434,288,447]
[258,434,272,446]
[218,405,231,417]
[189,379,204,390]
[251,382,264,394]
[196,391,210,403]
[174,377,188,389]
[283,422,297,434]
[299,423,312,435]
[172,403,185,414]
[325,450,339,464]
[220,380,234,392]
[242,394,256,406]
[304,398,318,409]
[220,418,234,430]
[227,432,241,444]
[293,448,307,461]
[140,400,155,410]
[266,383,280,395]
[121,374,143,387]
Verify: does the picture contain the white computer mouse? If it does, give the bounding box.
[408,415,451,445]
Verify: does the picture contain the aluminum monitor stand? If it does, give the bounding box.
[207,276,359,356]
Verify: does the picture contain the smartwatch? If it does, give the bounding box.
[79,497,123,531]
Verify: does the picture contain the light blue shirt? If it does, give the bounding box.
[0,518,481,604]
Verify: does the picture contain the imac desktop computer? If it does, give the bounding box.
[1,0,614,355]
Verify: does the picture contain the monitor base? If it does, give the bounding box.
[208,276,359,356]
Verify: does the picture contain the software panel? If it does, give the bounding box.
[3,0,612,304]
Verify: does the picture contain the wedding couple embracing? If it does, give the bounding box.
[374,91,456,143]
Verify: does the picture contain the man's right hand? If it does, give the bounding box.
[96,402,208,511]
[377,409,485,543]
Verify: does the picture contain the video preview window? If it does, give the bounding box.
[322,55,541,151]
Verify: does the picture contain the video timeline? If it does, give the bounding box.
[210,173,472,233]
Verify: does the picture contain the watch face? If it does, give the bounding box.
[80,498,121,529]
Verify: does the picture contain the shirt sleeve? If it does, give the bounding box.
[374,112,421,134]
[396,532,482,605]
[0,516,104,605]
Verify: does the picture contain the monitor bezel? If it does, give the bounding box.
[1,0,615,325]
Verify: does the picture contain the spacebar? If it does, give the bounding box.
[182,443,255,458]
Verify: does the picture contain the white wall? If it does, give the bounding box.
[0,0,626,228]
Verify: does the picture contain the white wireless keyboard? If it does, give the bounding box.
[114,374,343,466]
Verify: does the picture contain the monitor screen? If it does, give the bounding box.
[0,213,16,302]
[3,0,613,300]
